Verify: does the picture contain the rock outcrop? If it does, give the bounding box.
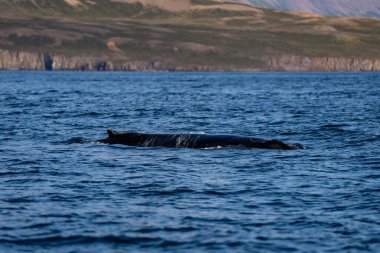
[0,49,45,70]
[1,49,380,71]
[265,55,380,71]
[0,49,219,71]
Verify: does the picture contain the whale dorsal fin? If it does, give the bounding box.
[107,129,117,138]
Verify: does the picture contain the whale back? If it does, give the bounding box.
[100,129,304,150]
[100,129,145,145]
[107,129,117,138]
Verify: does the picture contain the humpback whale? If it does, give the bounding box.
[99,130,304,150]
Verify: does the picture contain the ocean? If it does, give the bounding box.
[1,72,379,252]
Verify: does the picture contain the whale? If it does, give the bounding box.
[99,130,304,150]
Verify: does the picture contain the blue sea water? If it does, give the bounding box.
[0,71,379,253]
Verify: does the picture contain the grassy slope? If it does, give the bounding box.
[1,0,380,69]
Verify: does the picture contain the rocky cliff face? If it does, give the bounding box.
[0,49,219,71]
[49,54,214,71]
[0,50,46,70]
[1,49,380,72]
[0,50,177,71]
[265,55,380,72]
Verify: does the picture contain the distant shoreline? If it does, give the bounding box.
[2,0,380,74]
[1,50,380,72]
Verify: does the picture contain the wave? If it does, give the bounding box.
[53,137,94,145]
[0,235,163,245]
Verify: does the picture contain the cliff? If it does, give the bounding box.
[0,50,46,70]
[1,49,380,72]
[0,50,217,71]
[265,56,380,72]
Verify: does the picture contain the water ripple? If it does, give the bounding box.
[0,72,379,253]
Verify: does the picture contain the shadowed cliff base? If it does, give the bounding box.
[1,0,380,71]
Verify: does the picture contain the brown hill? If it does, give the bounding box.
[1,0,380,71]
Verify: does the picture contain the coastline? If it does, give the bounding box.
[1,50,380,72]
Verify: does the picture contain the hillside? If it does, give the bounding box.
[1,0,380,71]
[241,0,380,18]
